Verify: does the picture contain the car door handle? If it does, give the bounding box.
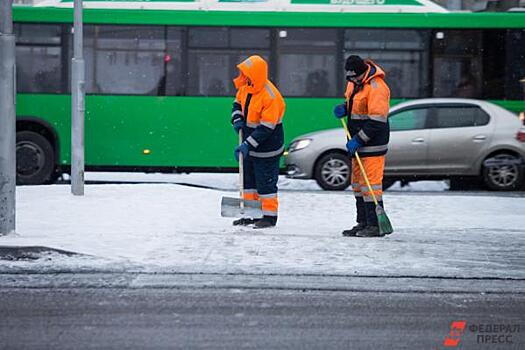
[472,135,487,142]
[411,138,425,144]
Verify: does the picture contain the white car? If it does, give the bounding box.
[285,99,525,191]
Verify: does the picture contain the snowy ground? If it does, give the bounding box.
[0,174,524,279]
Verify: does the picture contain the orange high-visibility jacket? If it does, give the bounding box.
[231,55,286,158]
[344,60,391,157]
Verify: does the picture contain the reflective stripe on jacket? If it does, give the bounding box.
[344,60,390,157]
[232,55,286,158]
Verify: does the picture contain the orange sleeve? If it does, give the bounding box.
[246,90,285,149]
[261,86,285,127]
[261,98,284,126]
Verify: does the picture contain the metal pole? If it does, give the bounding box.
[0,0,16,235]
[71,0,85,195]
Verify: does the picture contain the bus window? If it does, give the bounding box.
[186,27,270,97]
[344,29,430,99]
[83,25,166,95]
[15,23,61,45]
[189,27,228,48]
[187,53,231,96]
[15,23,63,94]
[481,30,506,100]
[166,27,184,96]
[230,28,270,49]
[432,30,482,98]
[277,28,338,97]
[505,29,525,100]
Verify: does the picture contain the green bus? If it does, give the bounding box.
[12,1,525,184]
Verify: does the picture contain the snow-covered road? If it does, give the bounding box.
[1,181,523,279]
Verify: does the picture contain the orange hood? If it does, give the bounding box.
[233,55,268,94]
[362,59,386,84]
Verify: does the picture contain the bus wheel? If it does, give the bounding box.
[16,131,56,185]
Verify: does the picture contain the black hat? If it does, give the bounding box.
[345,55,368,79]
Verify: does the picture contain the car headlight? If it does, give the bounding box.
[288,138,312,152]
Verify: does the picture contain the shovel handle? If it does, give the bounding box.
[239,129,244,212]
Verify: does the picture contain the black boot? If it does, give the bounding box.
[233,218,257,226]
[342,222,366,237]
[364,201,379,227]
[355,202,382,237]
[253,216,277,229]
[356,225,382,237]
[342,197,367,237]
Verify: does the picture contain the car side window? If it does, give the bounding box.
[431,106,490,129]
[389,108,429,131]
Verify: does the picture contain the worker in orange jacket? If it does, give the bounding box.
[333,55,391,238]
[230,55,286,229]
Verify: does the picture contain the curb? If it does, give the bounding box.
[1,273,524,294]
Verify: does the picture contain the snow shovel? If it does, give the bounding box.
[221,130,263,218]
[341,119,393,235]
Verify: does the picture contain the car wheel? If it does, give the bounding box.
[16,131,56,185]
[482,153,523,191]
[314,152,351,191]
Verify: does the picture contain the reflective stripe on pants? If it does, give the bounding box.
[260,193,278,217]
[351,182,362,197]
[243,189,259,201]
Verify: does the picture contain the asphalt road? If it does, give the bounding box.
[1,282,524,350]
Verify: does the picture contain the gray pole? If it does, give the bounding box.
[71,0,85,195]
[0,0,16,235]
